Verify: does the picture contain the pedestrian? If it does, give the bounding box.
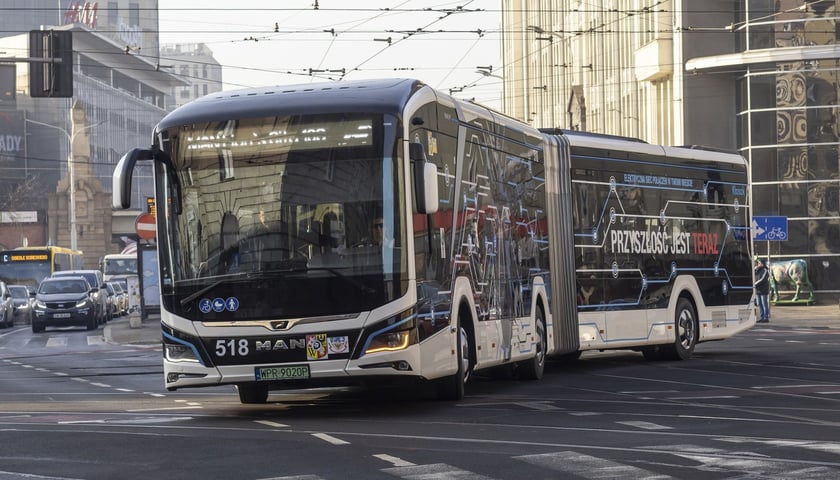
[754,257,771,323]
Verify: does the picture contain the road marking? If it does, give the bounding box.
[373,454,416,467]
[255,420,289,428]
[753,384,840,389]
[312,433,350,445]
[126,406,203,412]
[515,401,562,411]
[667,395,739,400]
[115,388,134,392]
[46,336,68,347]
[617,420,672,430]
[383,463,494,479]
[516,451,676,479]
[87,335,106,345]
[90,382,111,388]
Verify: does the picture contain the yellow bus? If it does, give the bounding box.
[0,246,85,289]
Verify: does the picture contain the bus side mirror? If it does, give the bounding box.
[409,142,439,215]
[113,148,153,209]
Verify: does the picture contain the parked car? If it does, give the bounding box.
[0,281,14,328]
[109,281,128,316]
[8,284,34,326]
[32,276,98,332]
[51,269,109,324]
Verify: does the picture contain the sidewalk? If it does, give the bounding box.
[104,312,162,345]
[102,302,840,346]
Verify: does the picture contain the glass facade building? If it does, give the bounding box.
[0,0,184,259]
[503,0,840,298]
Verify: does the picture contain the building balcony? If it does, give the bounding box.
[634,38,673,82]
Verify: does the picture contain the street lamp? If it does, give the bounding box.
[24,116,100,251]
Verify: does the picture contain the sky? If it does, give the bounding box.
[157,0,503,108]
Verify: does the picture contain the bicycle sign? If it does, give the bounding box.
[752,216,788,242]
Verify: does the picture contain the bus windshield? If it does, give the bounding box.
[103,257,137,276]
[156,113,407,321]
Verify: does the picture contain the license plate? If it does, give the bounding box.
[255,365,310,381]
[53,313,71,318]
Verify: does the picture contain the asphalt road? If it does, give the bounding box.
[1,302,838,479]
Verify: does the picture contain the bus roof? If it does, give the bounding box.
[159,78,425,130]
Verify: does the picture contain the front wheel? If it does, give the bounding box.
[237,384,269,404]
[436,320,471,401]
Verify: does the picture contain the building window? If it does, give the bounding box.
[129,3,139,25]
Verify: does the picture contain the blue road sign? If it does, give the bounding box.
[752,215,788,241]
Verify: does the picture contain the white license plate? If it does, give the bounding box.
[53,313,71,318]
[255,365,310,381]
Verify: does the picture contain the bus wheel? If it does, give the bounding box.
[436,319,471,401]
[663,297,698,360]
[517,308,546,380]
[237,384,269,404]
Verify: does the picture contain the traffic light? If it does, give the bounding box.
[29,30,73,98]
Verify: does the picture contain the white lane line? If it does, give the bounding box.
[115,388,134,392]
[617,420,673,430]
[312,432,350,445]
[667,396,739,400]
[255,420,289,428]
[753,384,840,389]
[619,390,679,394]
[87,335,106,345]
[515,401,562,411]
[90,382,111,388]
[373,454,416,467]
[126,406,203,412]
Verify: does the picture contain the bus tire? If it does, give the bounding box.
[436,318,471,401]
[662,297,698,360]
[237,384,269,404]
[517,307,546,380]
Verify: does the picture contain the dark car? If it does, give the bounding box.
[32,276,99,332]
[0,281,13,328]
[8,284,33,326]
[51,269,109,324]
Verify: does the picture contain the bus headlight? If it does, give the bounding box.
[362,312,419,356]
[162,330,205,365]
[165,343,201,363]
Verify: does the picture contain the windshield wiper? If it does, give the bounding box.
[179,265,309,306]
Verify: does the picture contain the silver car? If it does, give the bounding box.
[0,282,13,328]
[8,284,33,326]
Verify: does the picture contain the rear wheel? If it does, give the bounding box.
[32,321,44,333]
[436,318,471,401]
[237,384,269,404]
[517,307,546,380]
[660,297,698,360]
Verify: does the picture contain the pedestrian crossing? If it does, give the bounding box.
[255,444,840,479]
[0,328,110,351]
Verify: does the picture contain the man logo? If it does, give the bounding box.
[270,321,289,330]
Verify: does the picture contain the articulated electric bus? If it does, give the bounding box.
[113,78,755,403]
